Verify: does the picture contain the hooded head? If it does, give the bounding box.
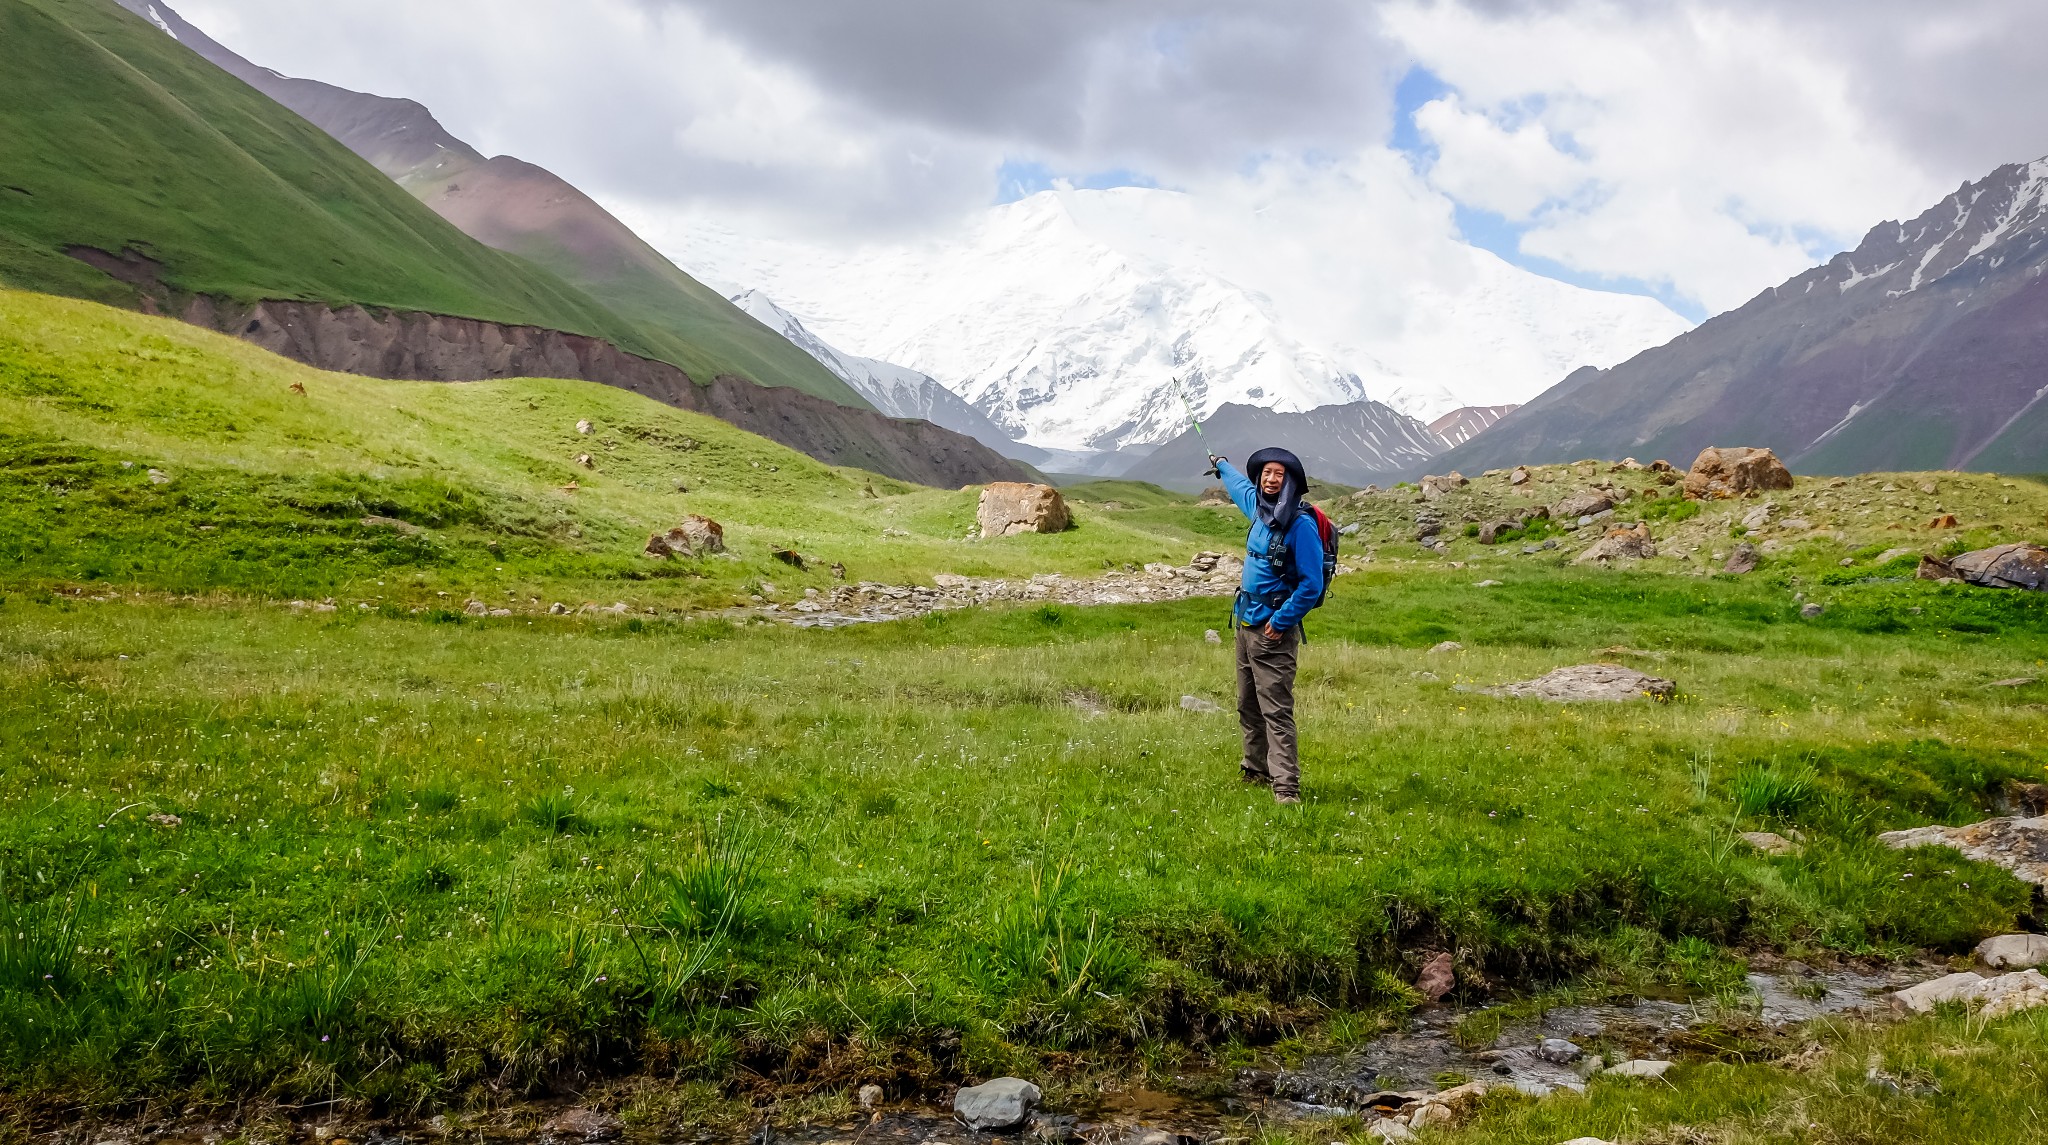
[1244,446,1308,535]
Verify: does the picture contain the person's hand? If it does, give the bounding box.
[1205,452,1225,478]
[1262,623,1280,641]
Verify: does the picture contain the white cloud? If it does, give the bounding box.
[1385,1,1962,312]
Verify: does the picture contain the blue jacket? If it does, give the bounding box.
[1218,458,1324,631]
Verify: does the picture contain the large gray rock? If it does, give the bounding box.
[1479,664,1677,703]
[1890,969,2048,1016]
[1725,542,1761,574]
[978,483,1071,538]
[1948,543,2048,590]
[1573,523,1656,564]
[1978,934,2048,970]
[954,1077,1041,1130]
[1880,816,2048,885]
[1601,1059,1673,1079]
[1552,490,1615,520]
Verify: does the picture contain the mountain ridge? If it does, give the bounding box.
[1121,400,1446,492]
[1436,156,2048,475]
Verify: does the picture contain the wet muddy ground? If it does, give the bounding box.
[36,961,1937,1145]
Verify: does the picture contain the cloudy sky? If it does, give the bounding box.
[182,0,2048,321]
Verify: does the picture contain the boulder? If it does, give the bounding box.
[1415,952,1455,1001]
[645,515,726,558]
[1366,1122,1415,1142]
[1420,473,1469,500]
[1917,554,1956,581]
[1428,641,1463,654]
[1880,816,2048,885]
[1682,447,1794,500]
[1978,934,2048,970]
[978,483,1071,538]
[1929,514,1960,529]
[1480,664,1677,703]
[1537,1039,1583,1064]
[1602,1059,1673,1080]
[1477,520,1520,545]
[1890,969,2048,1016]
[1725,542,1761,574]
[858,1084,883,1110]
[1573,523,1656,564]
[1948,543,2048,590]
[1510,466,1531,486]
[1801,603,1825,619]
[954,1077,1041,1130]
[1552,490,1615,520]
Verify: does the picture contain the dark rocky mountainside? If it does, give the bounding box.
[1428,405,1517,448]
[1439,157,2048,475]
[1122,400,1444,490]
[176,296,1027,489]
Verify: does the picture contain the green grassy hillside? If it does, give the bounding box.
[0,0,857,405]
[0,290,1238,605]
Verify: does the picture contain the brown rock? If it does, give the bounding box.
[1949,543,2048,590]
[1420,473,1469,500]
[645,514,725,558]
[1917,554,1956,580]
[1682,447,1795,500]
[1649,459,1675,473]
[1415,952,1455,1002]
[1929,514,1960,529]
[1476,520,1517,545]
[1725,542,1760,574]
[540,1108,620,1144]
[979,483,1071,537]
[1509,466,1530,486]
[1573,523,1656,564]
[1880,816,2048,885]
[771,548,806,569]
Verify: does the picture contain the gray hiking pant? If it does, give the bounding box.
[1235,623,1301,797]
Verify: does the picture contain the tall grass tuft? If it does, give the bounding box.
[0,885,83,993]
[1733,760,1819,818]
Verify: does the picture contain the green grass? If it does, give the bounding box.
[2,564,2045,1113]
[0,290,1238,605]
[0,0,858,404]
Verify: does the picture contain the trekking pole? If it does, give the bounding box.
[1172,376,1222,476]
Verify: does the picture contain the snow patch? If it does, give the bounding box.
[144,4,178,38]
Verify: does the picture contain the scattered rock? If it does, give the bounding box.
[1366,1122,1414,1142]
[1415,952,1455,1001]
[1989,678,2037,688]
[548,602,568,615]
[1920,481,1939,495]
[146,468,172,485]
[463,600,488,617]
[1929,514,1959,529]
[1536,1039,1583,1064]
[1725,542,1761,574]
[1478,664,1676,703]
[645,515,726,558]
[771,548,806,569]
[575,419,593,435]
[1875,547,1918,564]
[1978,934,2048,970]
[1742,831,1802,856]
[575,453,594,469]
[1880,816,2048,884]
[1552,490,1615,520]
[146,812,182,828]
[1574,523,1656,564]
[1948,543,2048,590]
[1602,1059,1674,1080]
[1429,641,1464,654]
[857,1084,883,1110]
[954,1077,1041,1130]
[978,483,1071,538]
[1205,629,1222,644]
[1475,579,1503,587]
[1510,466,1530,486]
[539,1109,620,1144]
[1889,969,2048,1017]
[1917,554,1956,581]
[359,516,423,535]
[1741,504,1776,530]
[1420,473,1469,500]
[1779,516,1812,530]
[1682,446,1794,500]
[1800,603,1825,618]
[1180,695,1222,714]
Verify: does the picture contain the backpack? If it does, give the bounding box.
[1261,502,1339,610]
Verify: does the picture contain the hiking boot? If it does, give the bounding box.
[1274,791,1301,805]
[1239,768,1272,786]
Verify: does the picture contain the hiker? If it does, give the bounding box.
[1208,447,1326,805]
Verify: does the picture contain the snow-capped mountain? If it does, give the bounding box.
[1428,405,1518,448]
[729,290,1040,461]
[1439,155,2048,475]
[646,187,1690,453]
[1125,401,1449,491]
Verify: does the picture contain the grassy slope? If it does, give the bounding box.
[0,290,1240,605]
[0,0,713,378]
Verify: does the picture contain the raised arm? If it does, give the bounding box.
[1216,458,1259,521]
